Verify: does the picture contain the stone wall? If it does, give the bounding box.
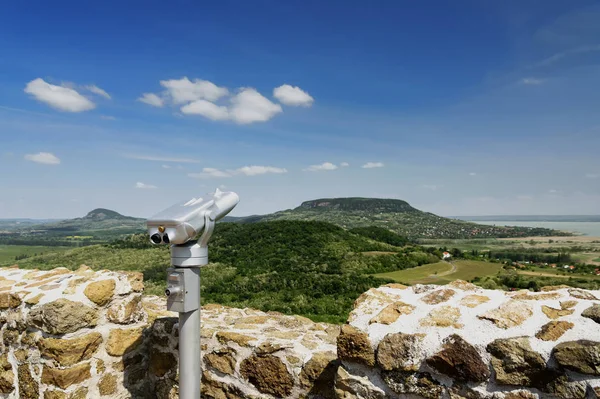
[336,281,600,398]
[2,266,600,399]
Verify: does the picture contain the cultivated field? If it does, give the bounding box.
[0,245,69,264]
[373,260,503,285]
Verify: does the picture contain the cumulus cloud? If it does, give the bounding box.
[84,85,111,99]
[24,152,61,165]
[340,162,350,167]
[181,99,229,120]
[188,165,288,179]
[362,162,384,169]
[273,84,314,107]
[304,162,338,172]
[521,78,544,85]
[135,182,157,189]
[229,88,282,124]
[138,93,164,107]
[24,78,95,112]
[160,77,228,104]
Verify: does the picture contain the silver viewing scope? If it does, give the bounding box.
[146,188,239,245]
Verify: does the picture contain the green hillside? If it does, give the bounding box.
[7,220,442,323]
[244,197,566,239]
[32,208,145,232]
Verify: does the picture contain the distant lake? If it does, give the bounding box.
[467,221,600,237]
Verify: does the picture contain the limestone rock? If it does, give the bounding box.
[546,375,588,399]
[0,354,14,394]
[382,370,444,399]
[382,283,408,290]
[216,331,256,347]
[459,294,490,308]
[106,327,145,356]
[69,387,88,399]
[334,366,385,399]
[24,293,43,305]
[202,370,245,399]
[125,271,144,292]
[376,332,425,371]
[39,332,102,366]
[41,363,91,389]
[426,334,490,382]
[98,373,118,396]
[337,324,375,366]
[487,337,552,388]
[420,305,463,328]
[0,292,21,309]
[83,279,116,306]
[369,301,415,325]
[503,391,539,399]
[535,321,574,341]
[44,390,67,399]
[18,364,38,399]
[569,288,598,300]
[150,350,177,377]
[541,305,574,319]
[256,341,286,355]
[204,349,236,375]
[560,300,578,309]
[29,299,98,334]
[552,340,600,375]
[540,285,570,291]
[448,280,478,291]
[478,300,532,329]
[421,288,456,305]
[106,294,143,324]
[240,354,294,397]
[300,351,339,398]
[582,304,600,324]
[511,291,561,301]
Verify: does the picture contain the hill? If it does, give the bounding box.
[24,208,145,234]
[239,197,567,239]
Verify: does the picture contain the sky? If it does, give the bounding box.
[1,0,599,219]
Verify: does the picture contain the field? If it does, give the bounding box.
[0,245,70,264]
[517,267,600,280]
[373,260,503,285]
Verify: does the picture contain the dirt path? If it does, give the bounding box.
[428,261,456,278]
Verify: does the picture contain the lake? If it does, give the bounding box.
[467,221,600,237]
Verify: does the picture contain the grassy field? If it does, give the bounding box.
[373,260,503,285]
[517,267,600,280]
[0,245,70,264]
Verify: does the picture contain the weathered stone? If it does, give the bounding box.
[68,387,88,399]
[202,370,245,399]
[511,291,561,301]
[546,375,588,399]
[0,354,14,393]
[125,271,144,292]
[382,370,444,399]
[552,340,600,375]
[18,364,38,399]
[337,324,375,366]
[39,332,103,366]
[215,331,256,347]
[448,280,478,291]
[420,305,462,328]
[542,305,574,319]
[240,354,294,397]
[560,300,578,309]
[422,288,456,305]
[204,349,236,375]
[29,299,97,334]
[535,321,574,341]
[459,294,490,308]
[300,351,339,398]
[24,293,43,305]
[266,330,301,340]
[487,337,553,388]
[369,301,415,324]
[382,283,408,290]
[569,288,598,300]
[0,292,21,309]
[503,391,538,399]
[149,350,177,377]
[540,285,570,292]
[96,359,105,374]
[3,330,19,346]
[256,342,285,355]
[302,335,319,350]
[98,373,118,396]
[377,333,425,371]
[413,284,437,294]
[583,304,600,324]
[335,366,385,399]
[106,327,145,356]
[83,279,116,306]
[42,363,91,389]
[426,334,490,382]
[478,300,532,329]
[106,294,143,324]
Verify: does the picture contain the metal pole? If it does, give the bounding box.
[178,277,201,399]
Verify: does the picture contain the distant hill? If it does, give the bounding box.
[234,197,568,239]
[25,208,145,234]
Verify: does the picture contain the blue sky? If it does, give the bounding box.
[1,0,599,218]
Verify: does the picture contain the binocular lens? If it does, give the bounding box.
[162,234,170,244]
[150,234,162,244]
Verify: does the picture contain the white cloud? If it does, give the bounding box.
[100,115,116,120]
[24,152,60,165]
[549,189,558,193]
[273,84,314,107]
[521,78,544,85]
[469,172,477,176]
[304,162,338,172]
[137,93,164,107]
[180,99,229,120]
[160,77,228,104]
[585,173,599,179]
[24,78,95,112]
[135,182,157,189]
[236,166,287,176]
[229,88,282,124]
[362,162,384,169]
[340,162,350,167]
[534,44,600,68]
[84,85,111,99]
[24,152,61,165]
[162,164,171,169]
[219,185,227,190]
[123,154,201,163]
[188,168,232,179]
